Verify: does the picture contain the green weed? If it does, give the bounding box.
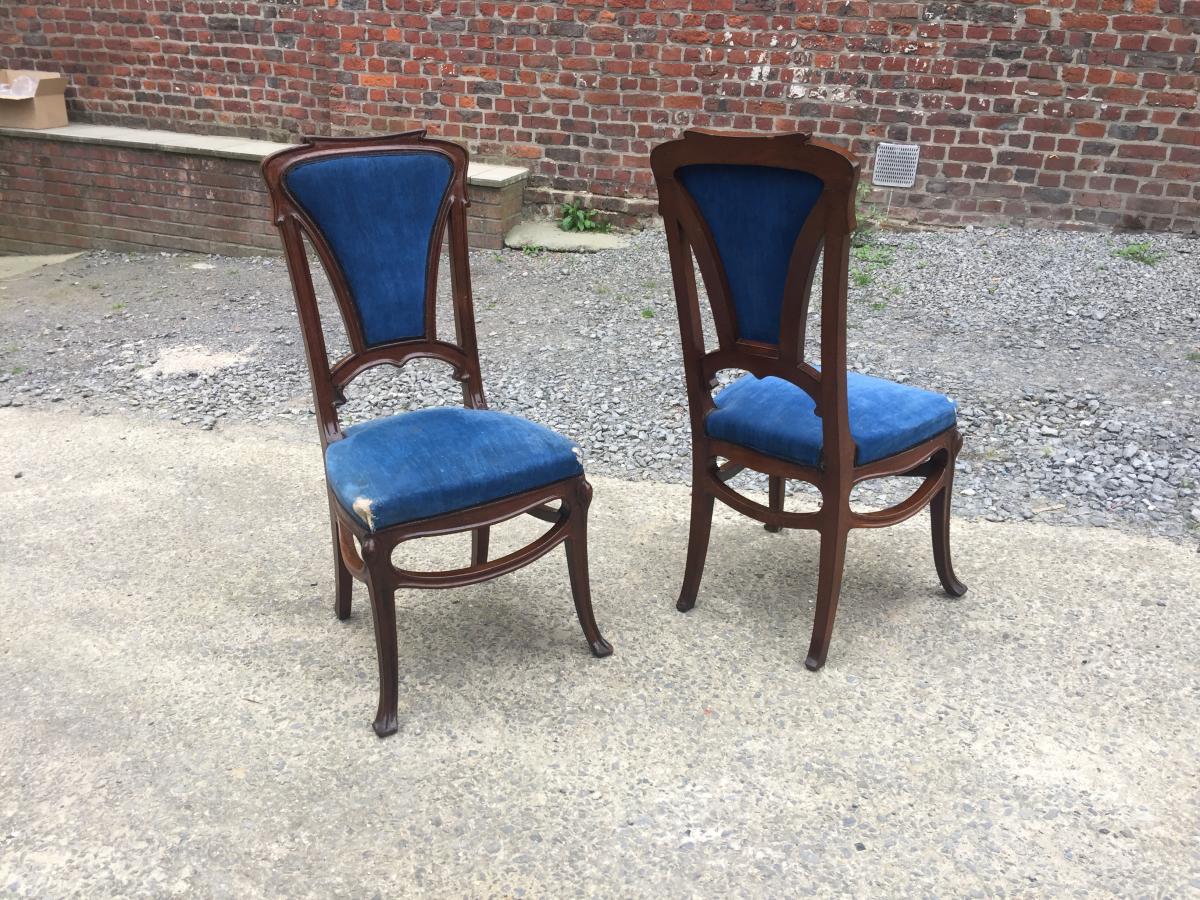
[560,200,610,234]
[1112,241,1162,265]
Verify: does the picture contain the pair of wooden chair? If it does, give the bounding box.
[262,130,966,737]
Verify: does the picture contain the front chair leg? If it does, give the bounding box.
[765,475,784,533]
[471,526,490,567]
[805,524,849,671]
[565,481,613,658]
[931,449,967,597]
[362,538,400,738]
[677,488,715,612]
[329,501,352,621]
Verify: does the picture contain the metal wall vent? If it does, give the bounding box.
[872,142,920,188]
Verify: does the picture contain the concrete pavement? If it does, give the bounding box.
[1,407,1197,896]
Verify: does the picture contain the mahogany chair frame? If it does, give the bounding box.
[651,129,966,671]
[262,132,610,737]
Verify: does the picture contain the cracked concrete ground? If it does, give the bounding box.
[1,406,1197,897]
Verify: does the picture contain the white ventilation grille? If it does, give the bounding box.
[872,142,920,188]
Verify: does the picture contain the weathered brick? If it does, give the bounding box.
[0,0,1195,234]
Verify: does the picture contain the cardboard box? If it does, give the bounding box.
[0,70,69,129]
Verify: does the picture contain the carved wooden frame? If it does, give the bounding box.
[262,132,611,737]
[651,129,966,671]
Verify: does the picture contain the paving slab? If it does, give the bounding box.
[0,406,1197,897]
[505,220,630,252]
[0,252,82,281]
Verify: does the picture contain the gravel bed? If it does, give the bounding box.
[1,226,1197,542]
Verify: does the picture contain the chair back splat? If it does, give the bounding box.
[262,132,486,448]
[651,129,965,672]
[651,129,860,471]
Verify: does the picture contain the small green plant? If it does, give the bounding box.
[851,245,895,268]
[1112,241,1162,265]
[10,365,26,375]
[870,300,887,311]
[111,302,127,311]
[853,270,873,287]
[851,181,885,248]
[640,307,655,319]
[1186,351,1200,363]
[521,244,544,258]
[560,200,610,234]
[491,252,504,262]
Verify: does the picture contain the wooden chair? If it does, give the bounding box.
[651,130,966,670]
[262,132,611,737]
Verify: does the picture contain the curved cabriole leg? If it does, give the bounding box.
[471,526,490,567]
[805,525,849,671]
[565,481,613,658]
[931,447,968,597]
[677,488,715,612]
[362,538,400,738]
[329,501,352,621]
[765,475,784,533]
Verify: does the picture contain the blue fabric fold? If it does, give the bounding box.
[706,373,956,467]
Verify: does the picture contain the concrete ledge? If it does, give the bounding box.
[0,124,529,253]
[0,123,528,188]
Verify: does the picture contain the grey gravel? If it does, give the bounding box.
[0,227,1197,542]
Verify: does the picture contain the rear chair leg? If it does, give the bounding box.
[565,481,613,658]
[329,501,352,621]
[765,475,784,533]
[362,538,399,738]
[931,447,967,597]
[805,525,849,671]
[471,526,490,567]
[677,488,715,612]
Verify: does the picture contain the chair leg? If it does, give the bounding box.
[765,475,784,533]
[362,538,399,738]
[805,525,849,671]
[676,489,715,612]
[565,483,613,658]
[471,526,490,567]
[931,455,967,597]
[329,503,352,621]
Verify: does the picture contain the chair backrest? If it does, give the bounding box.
[650,130,861,469]
[262,132,485,447]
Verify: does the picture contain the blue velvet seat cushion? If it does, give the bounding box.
[706,373,956,467]
[325,407,583,532]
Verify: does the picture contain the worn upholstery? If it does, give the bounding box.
[285,152,452,347]
[676,164,824,343]
[324,407,583,532]
[707,372,957,467]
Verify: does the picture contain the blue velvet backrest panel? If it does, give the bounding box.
[677,164,824,344]
[285,151,453,347]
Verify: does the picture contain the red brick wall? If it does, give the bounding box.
[0,135,279,255]
[0,134,525,254]
[3,1,1198,232]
